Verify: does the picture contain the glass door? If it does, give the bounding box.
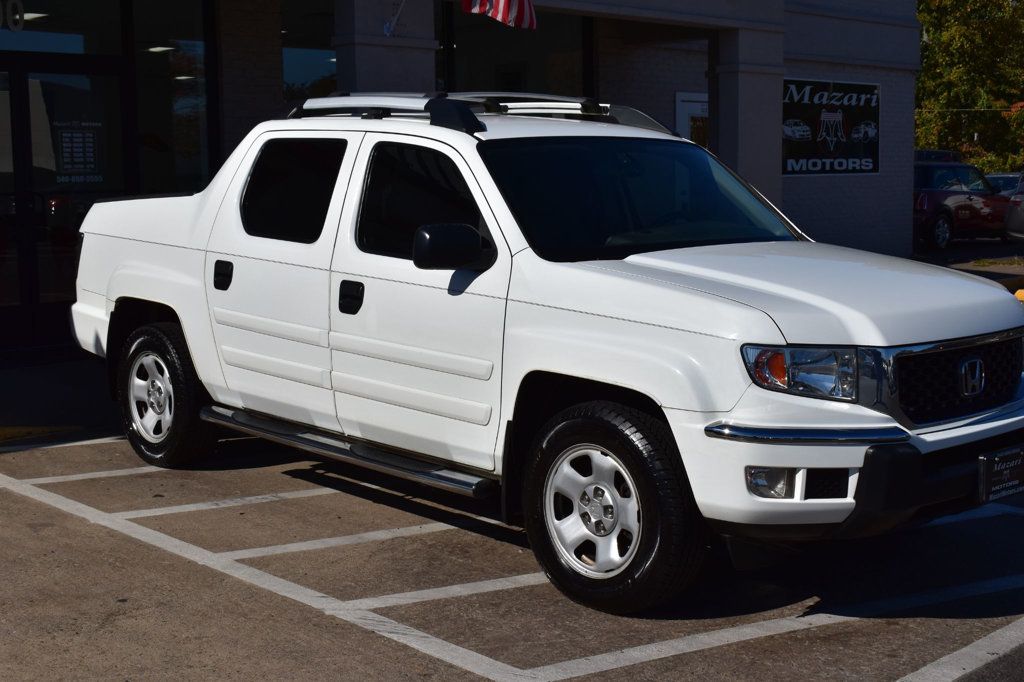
[28,72,124,305]
[0,63,126,349]
[0,72,17,313]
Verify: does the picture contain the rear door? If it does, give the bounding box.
[205,130,362,430]
[328,134,510,471]
[960,166,1008,230]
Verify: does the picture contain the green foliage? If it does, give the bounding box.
[916,0,1024,172]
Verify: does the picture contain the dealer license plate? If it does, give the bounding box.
[979,446,1024,503]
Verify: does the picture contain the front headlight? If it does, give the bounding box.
[742,346,857,402]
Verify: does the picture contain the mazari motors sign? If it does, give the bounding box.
[782,79,880,176]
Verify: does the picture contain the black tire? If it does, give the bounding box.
[522,401,708,614]
[116,323,213,467]
[930,213,953,250]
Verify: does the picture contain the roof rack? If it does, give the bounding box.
[287,92,675,136]
[287,94,487,134]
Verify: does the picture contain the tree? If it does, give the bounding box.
[916,0,1024,171]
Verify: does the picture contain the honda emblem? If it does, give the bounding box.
[959,357,986,398]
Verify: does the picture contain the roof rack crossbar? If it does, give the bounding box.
[287,91,674,137]
[287,94,488,134]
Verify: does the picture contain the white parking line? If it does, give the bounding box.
[527,613,855,680]
[0,471,525,681]
[0,435,124,455]
[526,574,1024,680]
[331,572,549,612]
[220,522,454,561]
[5,466,1024,682]
[113,487,339,519]
[21,465,162,485]
[898,616,1024,682]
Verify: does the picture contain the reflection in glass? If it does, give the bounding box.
[0,1,121,54]
[29,73,123,303]
[0,73,16,307]
[282,0,336,101]
[134,0,209,192]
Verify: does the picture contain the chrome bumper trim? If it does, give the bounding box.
[704,422,911,445]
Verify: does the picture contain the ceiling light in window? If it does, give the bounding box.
[147,46,175,53]
[174,76,195,80]
[328,57,336,62]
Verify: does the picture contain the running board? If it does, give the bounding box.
[200,405,497,499]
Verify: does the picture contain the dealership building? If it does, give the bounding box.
[0,0,919,349]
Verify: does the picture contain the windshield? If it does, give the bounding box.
[478,137,799,262]
[988,175,1021,193]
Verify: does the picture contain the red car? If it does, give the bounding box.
[914,162,1011,249]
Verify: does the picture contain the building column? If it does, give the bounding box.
[712,28,785,203]
[215,0,284,159]
[334,0,438,93]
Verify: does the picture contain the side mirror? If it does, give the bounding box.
[413,223,494,271]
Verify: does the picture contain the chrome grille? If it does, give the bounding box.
[896,337,1023,424]
[857,328,1024,428]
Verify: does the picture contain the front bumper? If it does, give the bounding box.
[666,392,1024,541]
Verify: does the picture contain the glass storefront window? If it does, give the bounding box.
[282,0,335,102]
[0,1,121,55]
[29,72,123,303]
[134,0,209,193]
[0,72,17,308]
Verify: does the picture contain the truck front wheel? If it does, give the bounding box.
[522,401,708,614]
[116,323,212,467]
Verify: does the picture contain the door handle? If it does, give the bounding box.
[339,280,365,314]
[213,260,234,291]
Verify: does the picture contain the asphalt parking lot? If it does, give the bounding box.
[2,434,1024,681]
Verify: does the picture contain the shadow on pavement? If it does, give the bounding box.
[0,348,120,449]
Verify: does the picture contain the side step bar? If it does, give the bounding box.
[200,405,497,499]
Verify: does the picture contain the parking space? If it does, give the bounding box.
[2,436,1024,680]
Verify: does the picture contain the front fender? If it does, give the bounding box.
[500,299,758,418]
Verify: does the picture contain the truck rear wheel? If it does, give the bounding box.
[522,401,708,614]
[117,323,212,467]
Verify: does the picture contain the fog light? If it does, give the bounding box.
[745,467,795,499]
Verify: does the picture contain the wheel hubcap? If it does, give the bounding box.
[543,444,641,579]
[129,352,174,443]
[936,218,951,247]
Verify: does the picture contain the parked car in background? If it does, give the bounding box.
[914,162,1011,249]
[783,118,812,141]
[997,175,1024,234]
[986,173,1022,197]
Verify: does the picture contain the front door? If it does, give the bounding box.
[205,131,362,430]
[329,134,510,471]
[0,60,127,348]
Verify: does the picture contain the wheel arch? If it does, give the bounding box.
[499,371,668,524]
[106,298,185,396]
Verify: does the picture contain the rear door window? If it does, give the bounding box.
[241,138,348,243]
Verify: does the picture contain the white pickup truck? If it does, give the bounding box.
[73,93,1024,613]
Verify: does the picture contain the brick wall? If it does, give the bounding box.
[594,19,707,131]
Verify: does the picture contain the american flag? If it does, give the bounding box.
[462,0,537,29]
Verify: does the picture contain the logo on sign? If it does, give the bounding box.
[817,110,847,152]
[959,357,986,398]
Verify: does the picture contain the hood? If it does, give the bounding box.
[585,241,1024,347]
